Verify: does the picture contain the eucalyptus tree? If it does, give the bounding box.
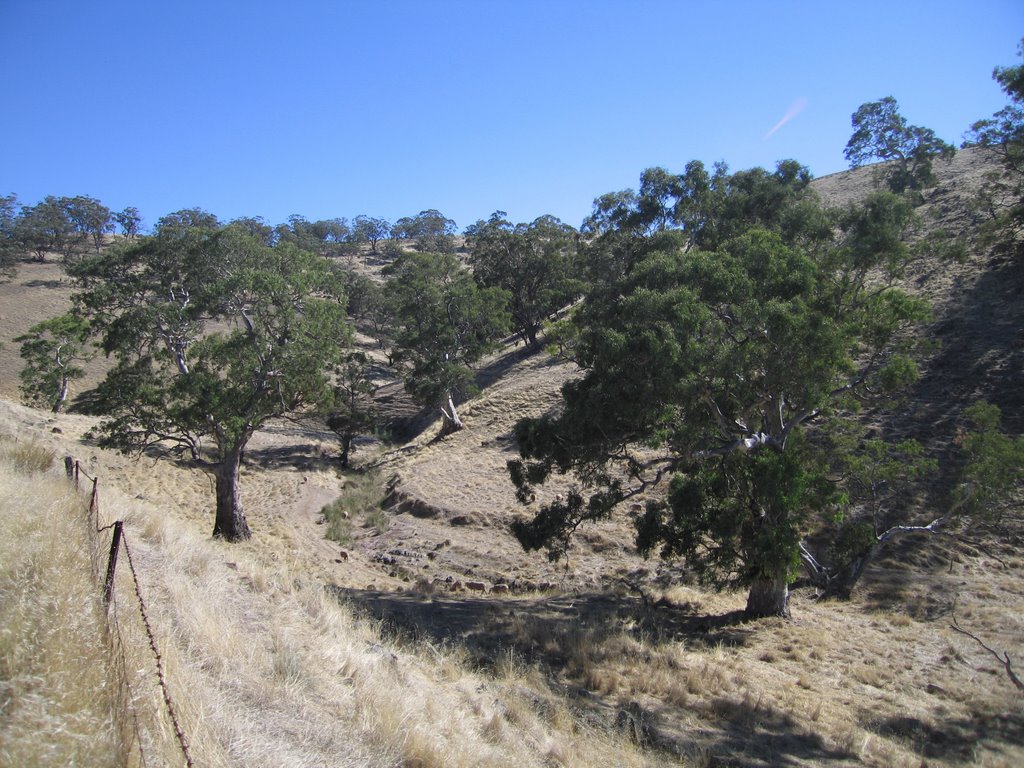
[114,206,143,239]
[467,212,582,347]
[69,215,352,540]
[0,194,18,277]
[326,351,378,468]
[392,209,458,253]
[509,162,927,618]
[16,314,93,412]
[13,196,80,262]
[383,250,509,435]
[351,215,391,253]
[845,96,955,193]
[965,39,1024,257]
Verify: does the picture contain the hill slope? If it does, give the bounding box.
[1,148,1022,766]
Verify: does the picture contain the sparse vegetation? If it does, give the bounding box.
[322,469,389,542]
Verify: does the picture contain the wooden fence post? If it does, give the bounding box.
[90,477,99,516]
[103,521,123,608]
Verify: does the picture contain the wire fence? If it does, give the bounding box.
[65,456,195,768]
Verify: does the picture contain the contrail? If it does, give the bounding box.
[764,97,808,140]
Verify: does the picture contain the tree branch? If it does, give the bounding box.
[950,615,1024,693]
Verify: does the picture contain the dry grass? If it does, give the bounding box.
[0,438,121,767]
[1,150,1022,766]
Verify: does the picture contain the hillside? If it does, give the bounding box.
[1,149,1022,767]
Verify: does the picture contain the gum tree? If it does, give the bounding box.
[844,96,955,193]
[509,163,927,618]
[383,250,509,436]
[69,215,351,540]
[467,212,582,347]
[16,314,93,412]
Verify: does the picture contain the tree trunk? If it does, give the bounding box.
[213,448,252,541]
[51,374,68,413]
[339,435,352,469]
[745,569,791,618]
[438,392,464,437]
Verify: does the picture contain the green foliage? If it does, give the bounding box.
[964,39,1024,257]
[67,217,353,539]
[953,401,1024,523]
[844,96,955,193]
[321,470,388,544]
[9,195,113,264]
[635,437,834,589]
[113,206,143,239]
[0,193,19,278]
[383,250,510,428]
[510,161,929,616]
[16,314,93,412]
[391,209,458,253]
[325,351,378,468]
[467,211,583,346]
[351,215,391,252]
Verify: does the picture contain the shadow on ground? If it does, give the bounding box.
[332,586,864,766]
[332,587,755,661]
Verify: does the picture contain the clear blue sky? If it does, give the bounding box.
[2,1,1021,232]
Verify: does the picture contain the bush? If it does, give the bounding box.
[321,470,388,544]
[2,440,56,473]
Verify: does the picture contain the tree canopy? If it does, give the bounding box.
[383,250,509,435]
[965,39,1024,258]
[69,216,352,540]
[844,96,955,193]
[509,162,927,617]
[467,212,583,346]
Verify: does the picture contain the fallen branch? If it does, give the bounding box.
[950,615,1024,693]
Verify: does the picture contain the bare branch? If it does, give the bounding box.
[950,615,1024,693]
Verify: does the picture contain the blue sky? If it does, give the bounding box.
[2,1,1021,232]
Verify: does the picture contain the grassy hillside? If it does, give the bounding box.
[1,149,1022,766]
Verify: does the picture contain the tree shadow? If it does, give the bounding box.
[241,443,337,473]
[863,708,1024,763]
[902,256,1024,498]
[691,695,853,767]
[332,587,753,666]
[332,586,863,765]
[472,340,544,390]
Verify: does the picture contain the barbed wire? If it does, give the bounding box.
[68,456,194,768]
[121,534,195,768]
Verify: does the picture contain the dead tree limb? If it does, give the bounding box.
[950,615,1024,693]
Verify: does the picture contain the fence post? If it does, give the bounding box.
[90,477,99,516]
[103,521,123,608]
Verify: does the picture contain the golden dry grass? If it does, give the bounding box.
[0,438,121,766]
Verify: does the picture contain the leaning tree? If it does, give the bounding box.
[69,214,352,540]
[844,96,955,193]
[509,162,928,618]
